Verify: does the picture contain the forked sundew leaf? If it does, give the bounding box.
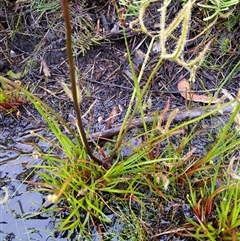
[172,1,191,58]
[165,0,191,37]
[160,0,192,60]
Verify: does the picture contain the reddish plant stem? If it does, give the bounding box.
[61,0,109,169]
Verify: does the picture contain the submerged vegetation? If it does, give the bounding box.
[0,0,240,240]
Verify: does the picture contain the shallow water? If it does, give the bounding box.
[0,114,115,241]
[0,115,61,241]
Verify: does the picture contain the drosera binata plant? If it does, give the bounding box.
[111,0,215,157]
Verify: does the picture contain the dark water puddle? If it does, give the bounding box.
[0,115,62,241]
[1,183,46,240]
[0,162,58,240]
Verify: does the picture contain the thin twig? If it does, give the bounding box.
[88,105,234,141]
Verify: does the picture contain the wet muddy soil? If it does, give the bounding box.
[0,0,239,240]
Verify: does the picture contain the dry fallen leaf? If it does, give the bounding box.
[105,106,119,129]
[40,58,51,77]
[177,78,220,104]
